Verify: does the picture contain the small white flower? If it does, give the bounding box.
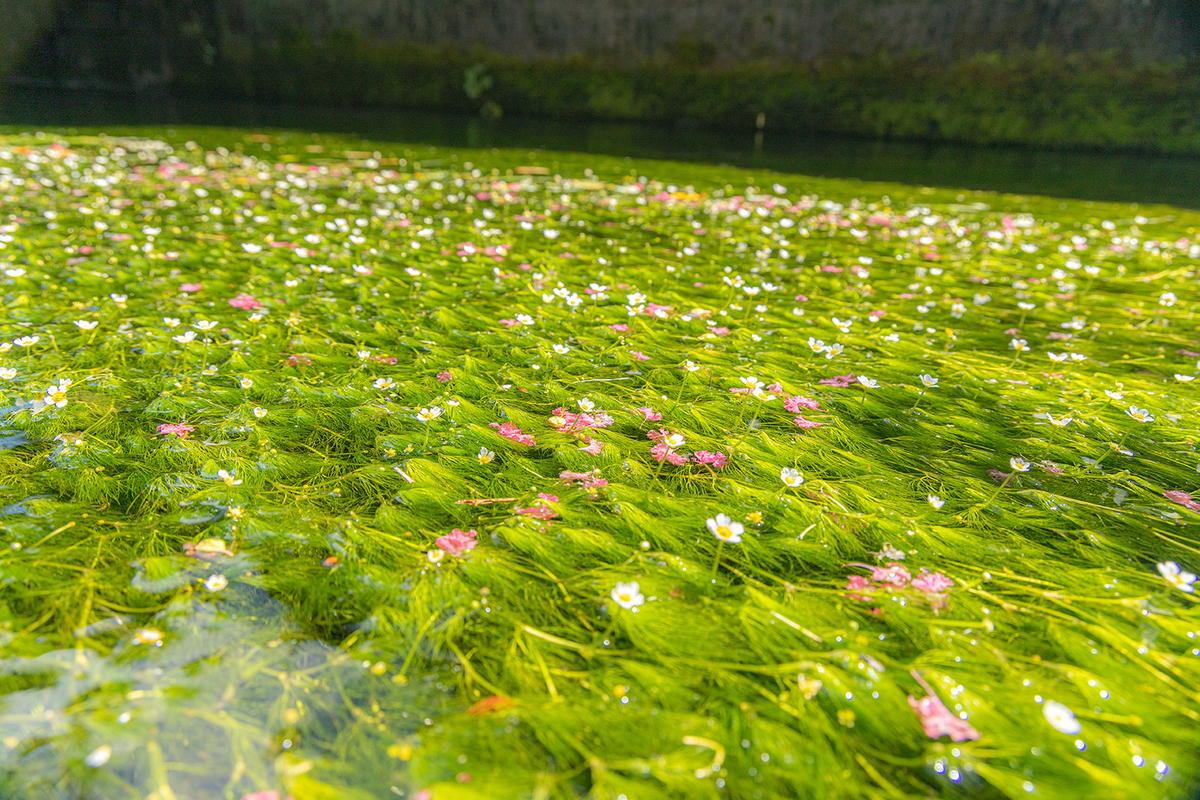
[1042,700,1082,735]
[1126,405,1154,423]
[918,374,938,388]
[373,377,395,390]
[426,548,446,564]
[1160,292,1177,307]
[1158,561,1197,593]
[552,343,570,355]
[684,360,702,372]
[13,336,38,347]
[172,331,196,344]
[74,320,98,330]
[1009,338,1029,352]
[706,513,744,543]
[1009,457,1031,473]
[780,467,804,487]
[1104,389,1124,401]
[1047,414,1074,427]
[1175,374,1195,383]
[192,320,218,331]
[477,446,495,465]
[204,574,229,592]
[578,397,596,412]
[610,581,645,609]
[109,293,127,303]
[416,406,443,422]
[84,745,112,768]
[131,628,163,645]
[239,377,253,389]
[928,494,945,509]
[0,368,15,380]
[216,469,242,486]
[43,382,70,408]
[163,317,181,328]
[252,407,267,419]
[1047,352,1068,363]
[663,433,686,449]
[857,375,878,389]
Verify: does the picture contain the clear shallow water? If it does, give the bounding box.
[2,87,1199,209]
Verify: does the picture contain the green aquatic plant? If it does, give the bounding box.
[0,127,1196,799]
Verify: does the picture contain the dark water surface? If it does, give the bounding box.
[3,87,1198,208]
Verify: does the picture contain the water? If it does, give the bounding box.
[3,86,1198,208]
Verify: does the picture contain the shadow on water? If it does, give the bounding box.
[2,87,1199,209]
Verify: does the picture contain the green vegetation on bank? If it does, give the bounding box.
[164,35,1200,154]
[0,125,1197,800]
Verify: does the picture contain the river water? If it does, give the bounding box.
[2,87,1198,209]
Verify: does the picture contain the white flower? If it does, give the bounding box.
[779,467,804,487]
[1160,292,1177,307]
[707,513,744,543]
[1175,374,1196,383]
[684,360,702,372]
[426,548,446,564]
[928,494,945,509]
[216,469,242,486]
[663,432,686,449]
[1158,561,1196,593]
[0,368,15,380]
[43,382,70,408]
[918,374,938,388]
[131,628,162,645]
[578,397,596,412]
[552,343,570,355]
[204,574,229,592]
[192,320,218,331]
[252,407,267,418]
[1009,457,1031,473]
[1047,414,1073,427]
[373,377,395,390]
[477,446,495,465]
[109,293,127,303]
[610,581,645,609]
[1126,405,1154,423]
[1009,338,1029,352]
[1047,352,1068,363]
[163,317,181,328]
[14,336,38,347]
[807,337,826,353]
[84,745,112,768]
[416,406,443,422]
[856,375,878,389]
[1042,700,1082,735]
[172,331,196,344]
[74,320,98,330]
[239,377,253,389]
[1104,389,1124,401]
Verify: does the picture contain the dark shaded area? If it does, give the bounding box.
[4,88,1199,208]
[4,1,1200,155]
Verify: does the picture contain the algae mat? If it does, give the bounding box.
[0,127,1197,799]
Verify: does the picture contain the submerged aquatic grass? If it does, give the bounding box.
[0,127,1197,799]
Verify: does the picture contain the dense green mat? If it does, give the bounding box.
[0,127,1197,800]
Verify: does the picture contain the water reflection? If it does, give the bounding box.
[0,501,441,800]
